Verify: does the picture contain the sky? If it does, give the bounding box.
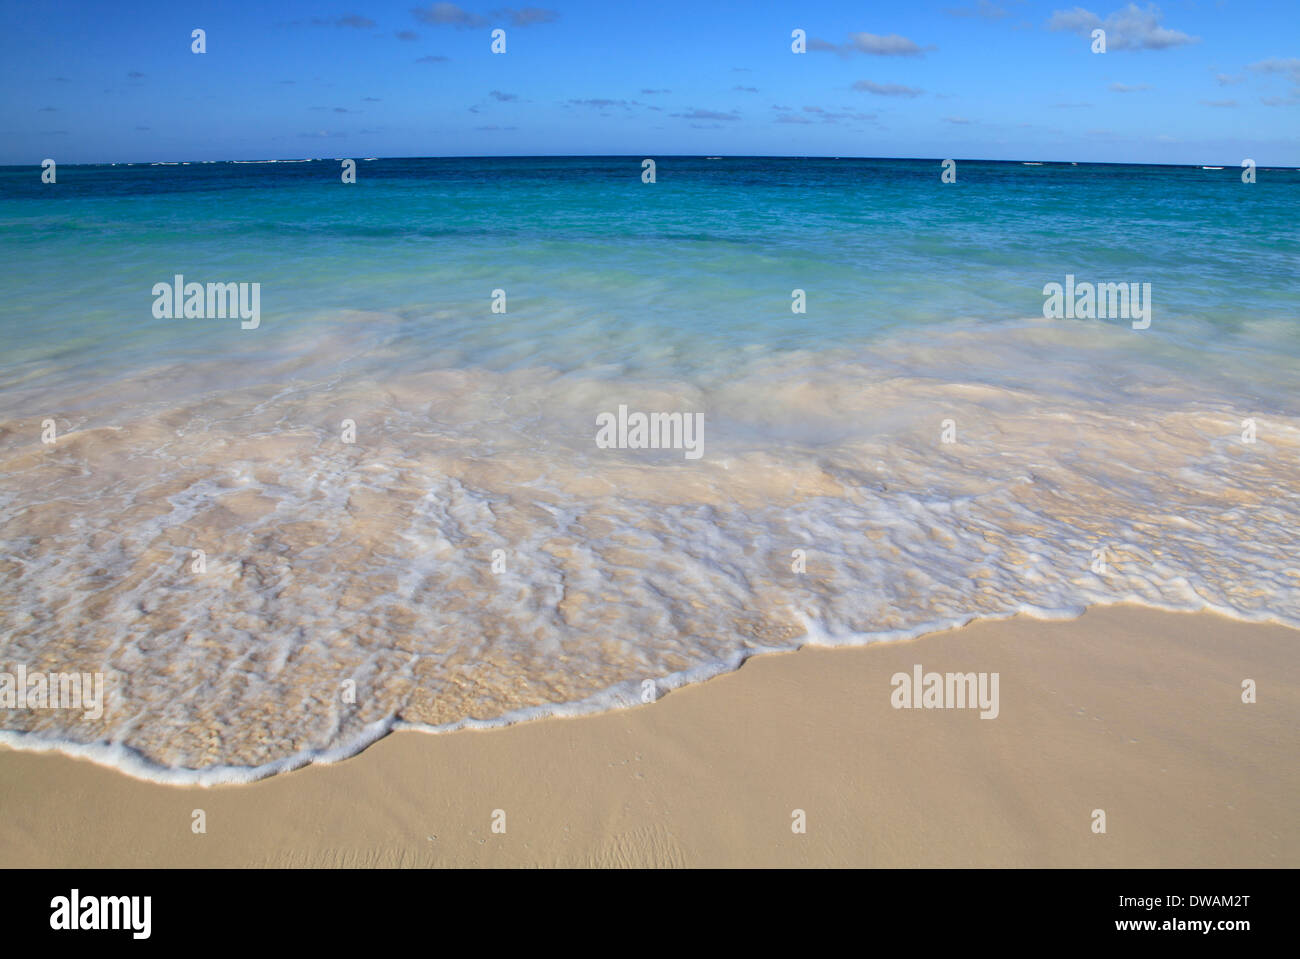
[2,0,1297,165]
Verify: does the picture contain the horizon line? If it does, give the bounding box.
[3,153,1292,170]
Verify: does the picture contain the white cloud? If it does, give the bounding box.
[1048,4,1198,51]
[946,1,1009,20]
[848,32,926,56]
[852,80,925,97]
[813,32,930,57]
[1249,57,1300,83]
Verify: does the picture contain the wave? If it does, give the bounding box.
[1,318,1297,784]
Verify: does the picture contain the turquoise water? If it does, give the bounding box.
[0,157,1297,782]
[2,157,1297,395]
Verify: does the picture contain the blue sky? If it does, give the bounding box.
[2,0,1297,164]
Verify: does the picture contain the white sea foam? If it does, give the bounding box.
[1,318,1296,784]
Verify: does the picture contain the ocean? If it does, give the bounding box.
[0,156,1297,783]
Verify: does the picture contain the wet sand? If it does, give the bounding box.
[1,605,1296,867]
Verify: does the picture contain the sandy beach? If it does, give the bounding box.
[1,604,1294,868]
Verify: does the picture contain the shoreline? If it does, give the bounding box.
[2,604,1296,867]
[0,599,1295,788]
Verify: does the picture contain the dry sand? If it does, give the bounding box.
[1,604,1295,867]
